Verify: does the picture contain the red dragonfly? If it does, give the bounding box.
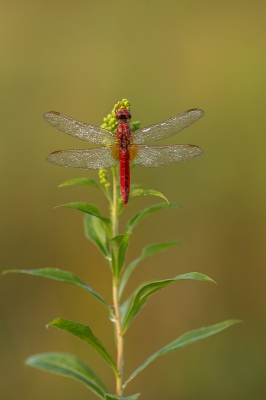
[45,108,204,205]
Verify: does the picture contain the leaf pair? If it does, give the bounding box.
[25,318,240,397]
[28,318,140,399]
[59,178,171,220]
[57,201,178,236]
[58,176,178,232]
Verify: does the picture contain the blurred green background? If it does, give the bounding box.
[1,1,266,399]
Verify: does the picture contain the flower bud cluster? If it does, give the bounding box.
[101,99,131,133]
[98,168,110,188]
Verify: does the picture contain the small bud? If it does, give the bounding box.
[98,169,109,187]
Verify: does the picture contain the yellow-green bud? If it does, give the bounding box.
[98,169,109,186]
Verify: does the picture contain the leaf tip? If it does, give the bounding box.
[2,269,18,276]
[54,204,63,209]
[46,318,60,329]
[24,357,32,366]
[230,319,243,325]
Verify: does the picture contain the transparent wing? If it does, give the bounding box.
[46,148,118,170]
[44,111,116,145]
[132,145,204,167]
[132,109,204,144]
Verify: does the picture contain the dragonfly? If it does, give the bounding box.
[45,108,204,205]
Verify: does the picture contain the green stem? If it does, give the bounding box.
[111,165,124,395]
[113,281,124,395]
[111,166,119,237]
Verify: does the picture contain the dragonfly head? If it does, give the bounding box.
[115,108,131,121]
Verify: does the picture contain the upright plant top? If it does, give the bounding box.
[3,99,240,399]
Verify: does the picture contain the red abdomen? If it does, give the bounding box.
[119,148,130,205]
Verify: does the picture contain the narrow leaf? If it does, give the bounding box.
[59,178,112,203]
[3,268,108,308]
[122,273,215,335]
[59,178,100,188]
[123,320,241,389]
[84,215,110,260]
[110,234,131,282]
[129,188,169,204]
[119,241,180,298]
[126,203,179,233]
[105,394,140,400]
[26,352,106,399]
[48,318,118,377]
[55,202,112,236]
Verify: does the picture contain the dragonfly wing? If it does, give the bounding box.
[133,145,204,167]
[132,109,204,144]
[46,148,118,170]
[44,111,116,145]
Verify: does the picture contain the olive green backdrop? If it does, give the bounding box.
[1,1,266,399]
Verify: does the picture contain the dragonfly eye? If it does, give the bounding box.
[115,108,131,120]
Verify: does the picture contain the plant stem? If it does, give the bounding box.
[113,281,124,395]
[111,166,124,394]
[111,166,119,237]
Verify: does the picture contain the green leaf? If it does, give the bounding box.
[59,177,112,203]
[105,394,140,400]
[26,352,106,399]
[84,215,110,260]
[122,273,215,335]
[3,268,108,308]
[126,203,180,232]
[48,318,118,377]
[119,241,180,298]
[129,188,169,204]
[55,202,112,236]
[110,233,131,282]
[59,178,100,188]
[123,320,241,389]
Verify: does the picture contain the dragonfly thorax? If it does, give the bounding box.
[119,135,131,149]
